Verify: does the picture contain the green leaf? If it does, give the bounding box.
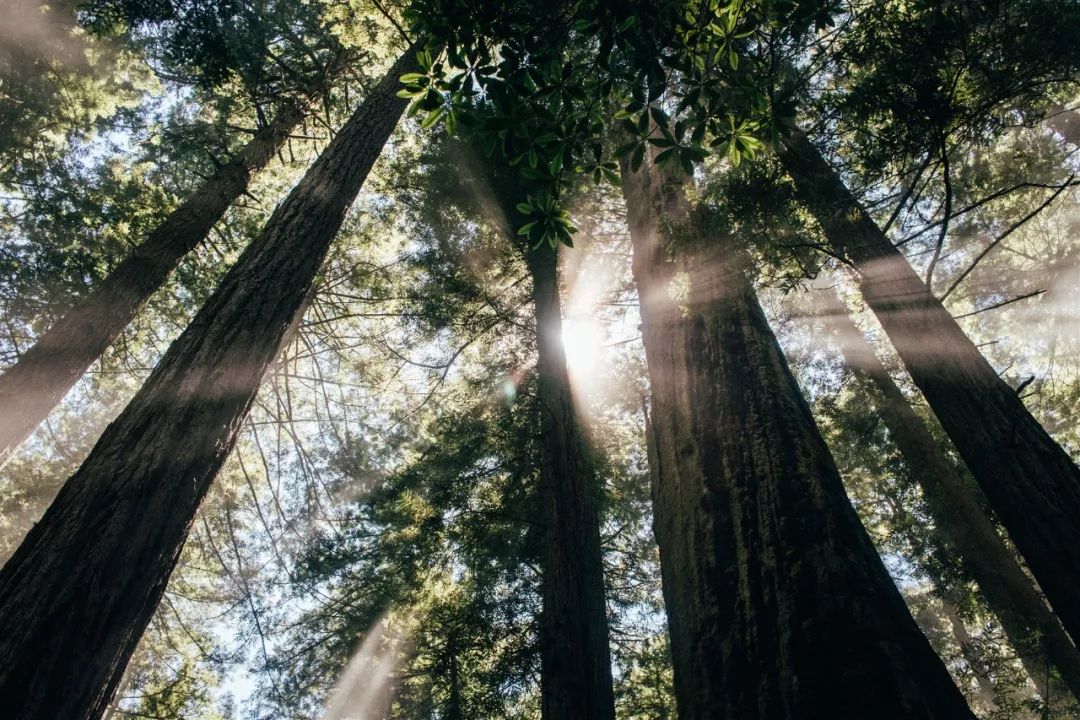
[649,106,671,128]
[681,151,695,174]
[420,107,445,129]
[549,146,564,175]
[655,148,677,166]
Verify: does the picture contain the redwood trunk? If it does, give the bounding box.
[820,287,1080,702]
[621,155,974,719]
[0,50,414,720]
[778,127,1080,645]
[0,100,306,467]
[526,245,616,720]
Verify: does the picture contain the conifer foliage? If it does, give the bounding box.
[0,1,1078,719]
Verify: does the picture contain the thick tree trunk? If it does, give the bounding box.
[526,245,616,720]
[819,287,1080,703]
[620,154,974,719]
[777,127,1080,646]
[0,99,306,467]
[0,50,414,720]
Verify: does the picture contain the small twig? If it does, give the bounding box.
[924,135,953,289]
[883,152,933,235]
[1014,376,1036,395]
[952,289,1045,319]
[941,176,1074,302]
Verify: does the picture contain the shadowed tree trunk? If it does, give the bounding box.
[0,98,310,467]
[446,641,464,720]
[777,127,1080,646]
[620,150,974,720]
[818,286,1080,703]
[0,49,415,720]
[526,244,616,720]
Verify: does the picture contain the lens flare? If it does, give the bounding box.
[561,315,602,377]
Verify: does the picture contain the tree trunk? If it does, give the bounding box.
[818,286,1080,703]
[526,244,616,720]
[941,602,1000,712]
[777,127,1080,646]
[0,49,415,720]
[0,99,306,467]
[620,153,974,719]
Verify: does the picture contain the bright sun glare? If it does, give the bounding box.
[561,316,603,377]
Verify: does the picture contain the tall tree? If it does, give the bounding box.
[432,139,618,719]
[0,47,416,720]
[620,148,974,719]
[526,242,616,720]
[0,97,307,466]
[817,284,1080,702]
[777,127,1080,645]
[0,0,354,466]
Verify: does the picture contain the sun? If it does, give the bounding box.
[561,316,602,377]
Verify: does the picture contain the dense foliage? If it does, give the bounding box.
[1,0,1078,718]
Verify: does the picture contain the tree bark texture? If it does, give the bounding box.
[527,245,617,720]
[621,153,974,720]
[819,287,1080,703]
[0,100,306,467]
[0,49,415,720]
[778,127,1080,646]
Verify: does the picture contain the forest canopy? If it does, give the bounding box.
[0,0,1079,719]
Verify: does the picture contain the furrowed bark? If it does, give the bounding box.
[527,245,616,720]
[0,49,415,720]
[0,99,306,467]
[819,287,1080,703]
[620,152,974,719]
[778,127,1080,646]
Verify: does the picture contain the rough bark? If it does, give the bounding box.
[778,127,1080,646]
[0,99,306,467]
[526,245,616,720]
[0,50,414,720]
[819,287,1080,703]
[620,153,974,719]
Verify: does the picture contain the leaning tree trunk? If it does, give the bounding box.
[0,49,415,720]
[0,97,312,467]
[819,286,1080,703]
[777,127,1080,646]
[941,602,1001,712]
[526,244,616,720]
[620,152,974,719]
